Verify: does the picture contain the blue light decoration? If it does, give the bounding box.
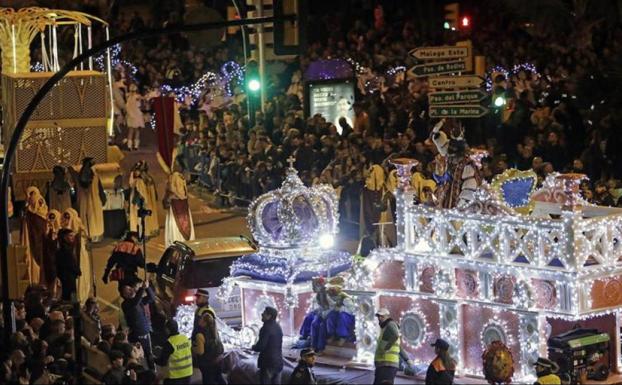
[160,71,219,104]
[227,163,350,284]
[94,43,137,76]
[220,61,245,96]
[31,62,44,72]
[485,62,539,91]
[490,169,538,214]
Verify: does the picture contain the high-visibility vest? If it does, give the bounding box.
[536,374,561,385]
[168,334,193,379]
[197,305,216,319]
[193,305,216,337]
[374,323,401,367]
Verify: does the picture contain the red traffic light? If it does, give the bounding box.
[461,16,470,27]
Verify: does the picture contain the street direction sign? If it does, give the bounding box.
[408,60,467,77]
[429,90,488,105]
[429,75,485,89]
[409,46,469,60]
[429,105,489,118]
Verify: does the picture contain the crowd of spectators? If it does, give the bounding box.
[103,3,622,223]
[5,1,622,383]
[0,283,163,385]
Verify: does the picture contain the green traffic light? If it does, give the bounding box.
[443,21,450,29]
[494,96,506,107]
[248,79,261,92]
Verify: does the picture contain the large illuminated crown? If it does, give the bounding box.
[247,162,339,250]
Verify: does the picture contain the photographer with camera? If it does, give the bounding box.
[121,280,155,370]
[102,231,145,289]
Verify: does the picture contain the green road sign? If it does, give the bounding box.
[408,60,466,77]
[429,104,489,118]
[429,90,487,104]
[429,75,485,89]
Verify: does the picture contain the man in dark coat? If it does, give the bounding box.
[289,348,317,385]
[55,229,81,301]
[252,306,283,385]
[121,280,155,369]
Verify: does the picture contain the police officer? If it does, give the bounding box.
[156,319,193,384]
[533,357,561,385]
[425,338,456,385]
[374,308,400,385]
[193,289,216,337]
[289,348,317,385]
[102,231,145,288]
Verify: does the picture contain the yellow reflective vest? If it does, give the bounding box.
[374,322,401,368]
[536,373,561,385]
[168,334,193,379]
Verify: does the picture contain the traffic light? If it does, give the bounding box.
[444,2,459,30]
[492,73,507,109]
[461,16,470,28]
[246,60,261,93]
[273,0,307,55]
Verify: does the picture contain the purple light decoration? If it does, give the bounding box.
[304,59,354,81]
[390,158,419,190]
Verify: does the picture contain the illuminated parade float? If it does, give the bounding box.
[214,151,622,382]
[0,7,115,201]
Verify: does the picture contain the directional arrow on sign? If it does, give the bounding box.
[408,60,467,78]
[429,75,485,89]
[409,46,470,60]
[429,90,488,105]
[429,105,489,118]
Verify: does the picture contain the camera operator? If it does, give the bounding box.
[102,231,145,289]
[121,280,155,370]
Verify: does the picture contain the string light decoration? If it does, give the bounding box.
[160,71,219,104]
[246,163,339,250]
[485,62,540,91]
[399,305,432,350]
[30,61,44,72]
[336,159,622,382]
[220,60,245,96]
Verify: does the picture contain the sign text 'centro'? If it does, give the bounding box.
[429,76,485,89]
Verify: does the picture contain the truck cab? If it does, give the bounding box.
[151,236,257,328]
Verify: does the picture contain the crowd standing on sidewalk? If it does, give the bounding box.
[5,1,622,384]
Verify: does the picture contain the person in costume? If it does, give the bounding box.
[140,162,160,237]
[61,208,94,301]
[42,209,62,297]
[129,162,155,238]
[103,175,128,239]
[299,277,330,353]
[70,157,106,242]
[163,164,195,246]
[20,186,48,284]
[125,83,145,151]
[431,119,481,208]
[325,277,355,346]
[360,164,386,240]
[46,166,73,213]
